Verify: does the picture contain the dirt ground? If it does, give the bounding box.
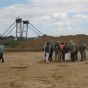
[0,51,88,88]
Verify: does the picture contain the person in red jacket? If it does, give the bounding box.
[60,42,65,61]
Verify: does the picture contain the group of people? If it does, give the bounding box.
[44,40,87,62]
[0,40,87,63]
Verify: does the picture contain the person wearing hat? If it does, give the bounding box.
[70,40,78,62]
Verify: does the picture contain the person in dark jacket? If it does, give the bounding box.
[49,40,54,61]
[75,44,78,61]
[54,41,61,62]
[60,43,70,61]
[44,42,51,62]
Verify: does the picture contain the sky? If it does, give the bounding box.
[0,0,88,37]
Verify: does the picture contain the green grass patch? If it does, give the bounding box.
[4,40,20,48]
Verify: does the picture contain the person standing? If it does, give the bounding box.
[63,43,70,61]
[44,42,51,62]
[70,40,77,62]
[75,44,78,61]
[54,41,61,62]
[60,42,65,61]
[0,43,5,63]
[49,40,54,61]
[43,42,47,61]
[79,41,87,61]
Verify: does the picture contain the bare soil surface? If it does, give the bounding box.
[0,52,88,88]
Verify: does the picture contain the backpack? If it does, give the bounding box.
[79,44,86,52]
[45,43,50,52]
[54,44,60,51]
[70,43,77,53]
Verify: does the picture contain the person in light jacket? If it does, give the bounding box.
[79,41,87,61]
[0,43,5,63]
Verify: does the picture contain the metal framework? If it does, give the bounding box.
[2,18,43,40]
[16,18,23,39]
[23,20,29,39]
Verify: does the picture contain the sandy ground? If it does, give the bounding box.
[0,51,88,88]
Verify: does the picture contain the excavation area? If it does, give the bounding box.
[0,52,88,88]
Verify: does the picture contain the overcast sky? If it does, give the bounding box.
[0,0,88,37]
